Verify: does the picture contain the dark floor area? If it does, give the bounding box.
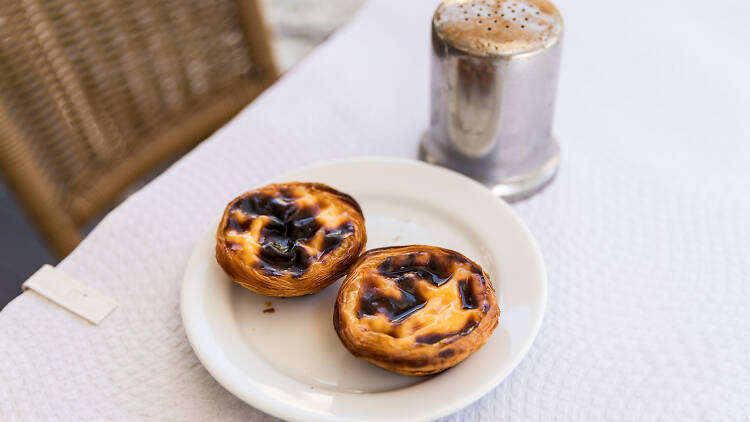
[0,178,56,309]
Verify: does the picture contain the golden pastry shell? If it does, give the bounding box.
[334,245,500,376]
[216,182,367,297]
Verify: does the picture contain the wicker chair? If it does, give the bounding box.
[0,0,278,257]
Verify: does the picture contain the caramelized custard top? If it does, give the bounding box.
[351,247,493,345]
[221,183,361,277]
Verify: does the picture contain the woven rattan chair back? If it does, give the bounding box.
[0,0,278,256]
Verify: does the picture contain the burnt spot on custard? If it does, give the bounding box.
[415,319,480,345]
[458,280,478,310]
[377,252,457,286]
[358,275,427,323]
[225,191,355,277]
[357,250,488,341]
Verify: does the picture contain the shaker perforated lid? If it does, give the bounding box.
[433,0,562,56]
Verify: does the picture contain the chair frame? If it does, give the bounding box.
[0,0,279,257]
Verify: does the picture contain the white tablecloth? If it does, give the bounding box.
[2,0,749,420]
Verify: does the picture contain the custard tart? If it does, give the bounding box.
[334,245,499,376]
[216,182,367,296]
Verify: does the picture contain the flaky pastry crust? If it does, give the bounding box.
[334,245,499,376]
[216,182,366,296]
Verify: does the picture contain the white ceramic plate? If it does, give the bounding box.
[181,158,546,422]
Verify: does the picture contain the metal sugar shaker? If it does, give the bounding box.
[420,0,563,201]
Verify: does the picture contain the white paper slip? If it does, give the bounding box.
[22,265,117,325]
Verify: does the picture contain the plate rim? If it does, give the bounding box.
[180,156,547,422]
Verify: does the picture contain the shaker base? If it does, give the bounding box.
[419,135,560,203]
[488,148,559,202]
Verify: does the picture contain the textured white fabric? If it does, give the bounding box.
[2,0,749,420]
